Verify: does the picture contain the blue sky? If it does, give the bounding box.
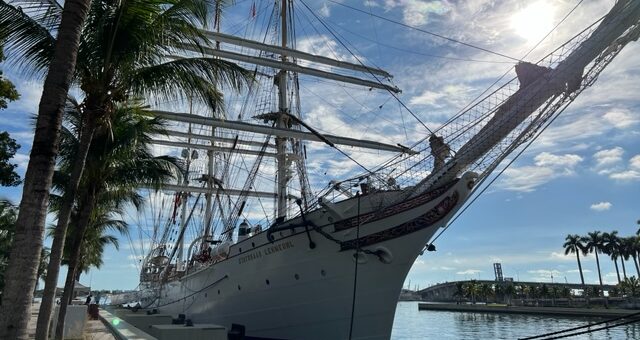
[1,0,639,291]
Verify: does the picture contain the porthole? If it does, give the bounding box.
[239,248,242,252]
[204,293,207,298]
[217,290,220,295]
[266,279,270,285]
[294,274,300,280]
[251,242,255,248]
[321,269,326,277]
[238,285,241,290]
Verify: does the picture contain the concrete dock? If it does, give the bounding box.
[27,303,227,339]
[418,303,640,318]
[27,302,116,340]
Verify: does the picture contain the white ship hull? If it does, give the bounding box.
[139,173,476,339]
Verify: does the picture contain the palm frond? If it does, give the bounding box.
[128,57,250,111]
[0,0,55,77]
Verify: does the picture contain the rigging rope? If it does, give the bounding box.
[299,0,434,135]
[327,0,521,63]
[348,193,362,340]
[322,16,515,64]
[425,0,592,245]
[519,310,640,340]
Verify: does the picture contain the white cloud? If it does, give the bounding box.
[550,252,572,261]
[409,84,475,110]
[11,153,30,173]
[609,170,640,181]
[603,109,639,129]
[456,269,482,275]
[593,147,624,168]
[409,90,444,106]
[567,269,592,274]
[498,152,582,192]
[630,155,640,170]
[590,201,612,212]
[601,153,640,182]
[383,0,450,26]
[318,3,330,17]
[527,269,562,276]
[534,152,582,168]
[296,35,360,65]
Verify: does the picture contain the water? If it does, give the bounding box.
[391,302,640,339]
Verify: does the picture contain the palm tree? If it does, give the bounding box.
[628,236,640,278]
[479,283,493,303]
[0,0,93,335]
[503,284,516,305]
[463,280,480,304]
[583,231,605,295]
[0,201,17,300]
[563,234,587,285]
[35,247,50,293]
[0,0,253,336]
[453,282,464,304]
[47,204,127,284]
[620,277,640,297]
[603,231,622,284]
[54,102,181,337]
[620,237,633,280]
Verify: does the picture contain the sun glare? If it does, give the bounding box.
[510,1,555,42]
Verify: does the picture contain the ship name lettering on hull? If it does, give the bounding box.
[238,241,295,264]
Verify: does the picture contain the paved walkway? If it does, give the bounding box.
[27,302,116,339]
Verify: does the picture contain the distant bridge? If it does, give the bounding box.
[419,280,616,302]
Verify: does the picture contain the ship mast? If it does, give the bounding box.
[275,0,289,220]
[202,0,223,249]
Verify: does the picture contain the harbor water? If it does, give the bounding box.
[391,302,640,339]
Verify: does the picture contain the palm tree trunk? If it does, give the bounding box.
[621,258,628,279]
[54,194,95,340]
[577,252,585,285]
[614,258,621,284]
[595,251,603,295]
[0,0,92,337]
[633,254,640,278]
[75,257,83,282]
[35,110,98,340]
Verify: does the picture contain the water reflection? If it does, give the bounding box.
[391,302,640,339]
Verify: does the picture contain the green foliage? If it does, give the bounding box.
[0,45,21,187]
[463,280,480,303]
[0,46,20,109]
[0,131,21,186]
[50,100,180,276]
[0,0,250,112]
[618,276,640,297]
[563,234,586,256]
[36,247,49,289]
[0,201,17,295]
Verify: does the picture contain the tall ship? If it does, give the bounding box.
[111,1,640,339]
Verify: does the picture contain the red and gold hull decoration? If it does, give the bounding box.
[334,180,459,232]
[340,191,459,251]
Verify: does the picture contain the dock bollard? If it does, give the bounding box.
[228,323,245,340]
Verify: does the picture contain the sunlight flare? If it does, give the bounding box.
[511,1,556,42]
